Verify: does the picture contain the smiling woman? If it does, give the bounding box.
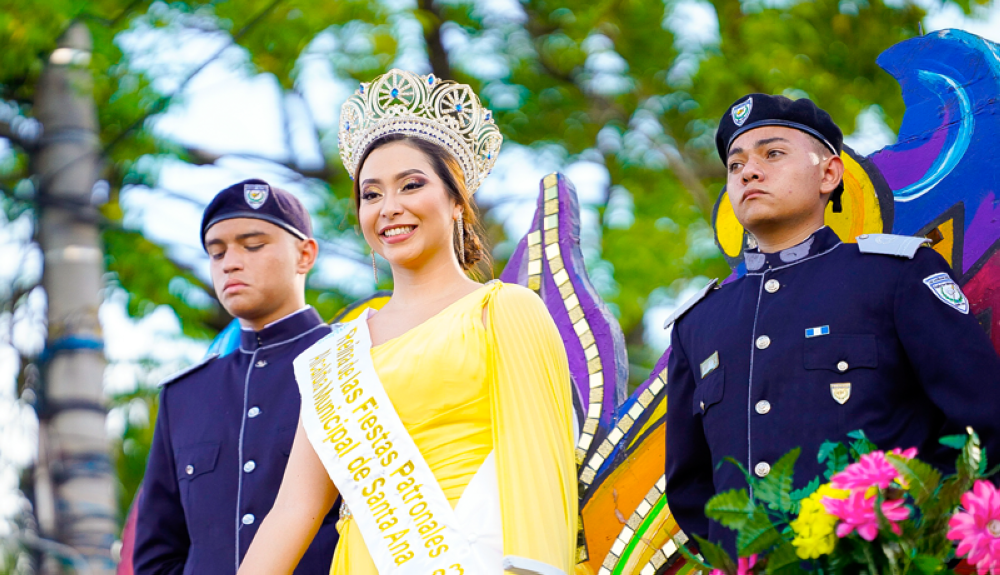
[236,69,578,575]
[354,134,490,279]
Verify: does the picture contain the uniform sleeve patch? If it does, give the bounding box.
[922,272,970,314]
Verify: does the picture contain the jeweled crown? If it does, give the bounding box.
[338,69,502,194]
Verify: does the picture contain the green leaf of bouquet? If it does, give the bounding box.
[887,454,941,506]
[939,434,967,450]
[790,477,821,502]
[737,512,783,556]
[706,489,756,529]
[817,440,844,463]
[672,535,715,572]
[911,554,943,575]
[757,448,800,513]
[765,541,809,575]
[789,477,822,514]
[846,429,868,440]
[822,443,850,480]
[850,437,877,458]
[931,476,970,522]
[692,534,737,575]
[720,456,756,488]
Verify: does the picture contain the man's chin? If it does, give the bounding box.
[221,297,261,321]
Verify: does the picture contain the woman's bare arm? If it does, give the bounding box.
[237,418,339,575]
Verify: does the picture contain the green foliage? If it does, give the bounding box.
[693,534,738,575]
[756,448,800,514]
[886,453,941,506]
[706,488,756,530]
[818,440,850,480]
[109,383,160,523]
[765,541,808,575]
[698,431,993,575]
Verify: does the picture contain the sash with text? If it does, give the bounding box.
[293,311,485,575]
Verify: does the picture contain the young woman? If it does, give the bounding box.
[237,70,577,575]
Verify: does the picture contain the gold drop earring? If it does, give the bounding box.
[456,213,465,267]
[371,251,378,283]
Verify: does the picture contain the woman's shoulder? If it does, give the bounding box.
[485,280,546,308]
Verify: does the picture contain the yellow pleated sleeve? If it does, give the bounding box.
[485,283,578,574]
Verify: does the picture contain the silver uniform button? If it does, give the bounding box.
[700,401,706,411]
[756,335,771,349]
[242,514,255,525]
[185,465,194,475]
[755,400,771,414]
[755,462,771,477]
[248,406,261,418]
[243,460,256,473]
[837,360,849,372]
[255,359,268,368]
[765,279,780,293]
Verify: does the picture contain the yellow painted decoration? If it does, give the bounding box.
[933,218,955,266]
[826,152,885,242]
[716,192,744,257]
[627,397,666,451]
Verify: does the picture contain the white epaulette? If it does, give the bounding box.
[663,278,719,329]
[158,353,220,387]
[856,234,931,259]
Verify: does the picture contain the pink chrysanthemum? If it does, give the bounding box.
[823,490,910,541]
[948,480,1000,575]
[709,554,757,575]
[831,447,918,491]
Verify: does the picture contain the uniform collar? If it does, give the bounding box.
[239,306,325,352]
[744,226,841,272]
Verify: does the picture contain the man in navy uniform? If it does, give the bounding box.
[134,179,339,574]
[663,94,1000,550]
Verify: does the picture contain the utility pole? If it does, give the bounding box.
[32,21,116,575]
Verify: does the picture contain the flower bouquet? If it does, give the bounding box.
[679,428,1000,575]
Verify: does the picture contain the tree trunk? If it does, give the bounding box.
[32,21,115,575]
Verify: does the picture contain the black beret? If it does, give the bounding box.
[201,179,313,249]
[716,93,845,211]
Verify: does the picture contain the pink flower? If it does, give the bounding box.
[831,448,918,491]
[823,490,911,541]
[948,480,1000,575]
[709,554,758,575]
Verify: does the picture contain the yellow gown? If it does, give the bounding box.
[329,281,578,574]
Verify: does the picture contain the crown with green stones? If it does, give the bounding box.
[338,69,502,195]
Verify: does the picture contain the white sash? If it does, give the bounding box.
[293,310,492,575]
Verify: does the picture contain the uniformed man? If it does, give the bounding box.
[133,179,339,574]
[663,94,1000,551]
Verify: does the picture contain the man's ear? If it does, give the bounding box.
[296,238,319,274]
[819,154,845,195]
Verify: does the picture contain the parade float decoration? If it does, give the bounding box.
[116,28,1000,575]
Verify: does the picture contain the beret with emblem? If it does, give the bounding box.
[200,178,313,249]
[716,93,845,211]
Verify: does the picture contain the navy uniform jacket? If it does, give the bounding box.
[665,227,1000,550]
[134,308,339,575]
